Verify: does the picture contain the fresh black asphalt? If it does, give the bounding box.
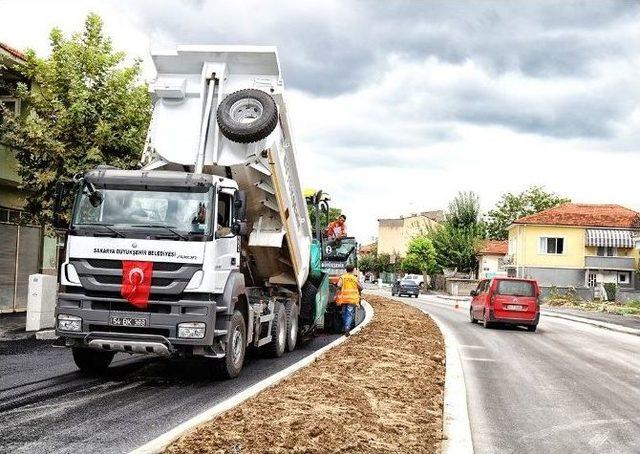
[0,333,340,454]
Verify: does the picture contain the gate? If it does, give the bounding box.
[0,224,42,312]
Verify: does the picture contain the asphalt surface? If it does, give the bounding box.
[0,332,340,454]
[369,289,640,454]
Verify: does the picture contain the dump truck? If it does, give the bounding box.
[53,45,330,378]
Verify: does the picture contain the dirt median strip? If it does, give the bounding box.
[165,294,445,454]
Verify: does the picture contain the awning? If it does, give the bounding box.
[585,229,635,248]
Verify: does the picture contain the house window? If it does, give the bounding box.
[597,246,617,257]
[618,272,630,285]
[588,273,597,288]
[540,237,564,254]
[0,97,21,123]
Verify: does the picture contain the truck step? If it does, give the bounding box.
[216,305,228,312]
[214,329,228,337]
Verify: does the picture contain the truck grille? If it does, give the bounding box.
[70,259,201,296]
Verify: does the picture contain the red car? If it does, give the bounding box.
[469,277,540,332]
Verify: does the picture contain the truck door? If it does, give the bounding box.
[215,189,240,275]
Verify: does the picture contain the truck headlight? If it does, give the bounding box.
[57,314,82,332]
[178,322,206,339]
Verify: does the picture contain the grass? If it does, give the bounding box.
[543,295,640,317]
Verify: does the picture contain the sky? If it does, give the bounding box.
[1,0,639,243]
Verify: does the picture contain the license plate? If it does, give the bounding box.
[505,304,523,311]
[110,316,147,327]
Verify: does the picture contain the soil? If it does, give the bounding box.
[165,294,445,454]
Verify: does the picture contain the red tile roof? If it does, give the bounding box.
[0,42,27,61]
[476,240,508,256]
[513,203,640,229]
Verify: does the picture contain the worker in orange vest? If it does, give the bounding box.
[336,264,363,335]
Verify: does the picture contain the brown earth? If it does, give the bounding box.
[165,294,445,454]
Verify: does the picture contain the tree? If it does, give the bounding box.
[401,236,438,275]
[307,205,342,237]
[485,186,570,240]
[428,191,484,273]
[0,14,152,226]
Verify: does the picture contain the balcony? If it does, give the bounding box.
[585,255,636,271]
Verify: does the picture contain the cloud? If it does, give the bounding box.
[1,0,639,241]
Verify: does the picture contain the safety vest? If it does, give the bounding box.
[336,273,360,305]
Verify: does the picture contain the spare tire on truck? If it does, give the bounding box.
[216,88,279,143]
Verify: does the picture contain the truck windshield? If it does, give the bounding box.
[72,186,213,237]
[322,237,357,262]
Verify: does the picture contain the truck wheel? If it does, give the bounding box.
[266,302,287,358]
[285,301,299,352]
[216,89,278,143]
[72,347,115,375]
[213,310,246,379]
[299,282,318,322]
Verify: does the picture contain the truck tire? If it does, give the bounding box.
[266,302,287,358]
[299,282,318,322]
[213,310,246,379]
[285,301,299,352]
[216,89,278,143]
[72,347,115,375]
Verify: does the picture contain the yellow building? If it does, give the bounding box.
[506,204,640,292]
[377,210,443,258]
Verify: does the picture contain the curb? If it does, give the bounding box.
[410,303,474,454]
[541,311,640,336]
[129,300,375,454]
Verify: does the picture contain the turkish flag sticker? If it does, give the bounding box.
[121,261,153,309]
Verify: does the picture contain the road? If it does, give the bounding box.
[370,289,640,454]
[0,333,339,454]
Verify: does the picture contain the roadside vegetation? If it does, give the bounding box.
[166,294,445,454]
[0,13,151,226]
[544,288,640,317]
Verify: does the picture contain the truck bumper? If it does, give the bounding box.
[55,291,223,356]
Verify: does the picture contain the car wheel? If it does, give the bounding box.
[482,310,493,329]
[527,324,537,332]
[470,307,477,324]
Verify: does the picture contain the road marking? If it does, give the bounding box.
[461,357,496,362]
[459,344,485,349]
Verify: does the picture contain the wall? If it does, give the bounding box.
[522,266,585,287]
[478,254,507,279]
[509,224,585,269]
[378,214,439,257]
[377,218,403,256]
[445,278,479,296]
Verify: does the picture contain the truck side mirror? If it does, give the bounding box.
[231,220,248,236]
[53,181,69,229]
[234,190,247,221]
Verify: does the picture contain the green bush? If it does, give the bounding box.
[626,300,640,309]
[603,283,617,302]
